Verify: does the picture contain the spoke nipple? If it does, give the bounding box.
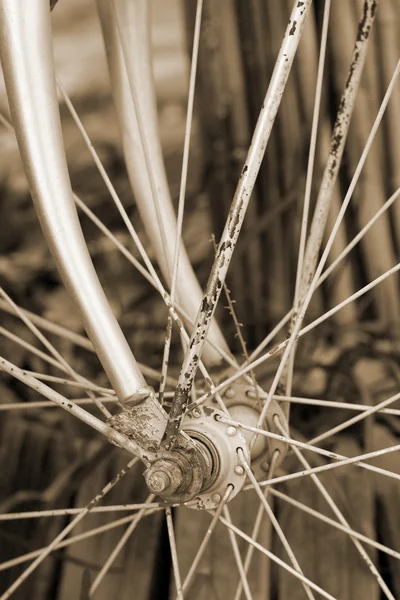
[226,426,237,437]
[211,493,221,504]
[234,465,244,476]
[192,408,202,418]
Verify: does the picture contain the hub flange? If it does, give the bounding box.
[205,378,289,479]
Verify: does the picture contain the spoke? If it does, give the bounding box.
[0,357,156,463]
[318,186,400,287]
[0,392,176,412]
[19,371,113,394]
[253,438,400,489]
[233,450,281,600]
[285,0,332,403]
[300,261,400,338]
[165,0,313,449]
[166,508,184,600]
[57,81,165,288]
[182,486,232,594]
[0,298,93,350]
[0,457,139,600]
[0,287,111,417]
[0,502,182,521]
[274,394,400,417]
[239,450,315,600]
[217,517,337,600]
[307,390,400,446]
[223,506,253,600]
[159,0,204,401]
[0,325,74,372]
[246,311,293,366]
[285,433,396,600]
[1,295,174,385]
[89,495,153,595]
[0,511,161,572]
[0,327,115,399]
[220,412,400,469]
[0,111,13,132]
[270,488,400,562]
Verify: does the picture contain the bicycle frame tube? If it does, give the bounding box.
[0,0,147,403]
[96,0,230,366]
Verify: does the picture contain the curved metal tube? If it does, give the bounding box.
[0,0,147,402]
[96,0,230,366]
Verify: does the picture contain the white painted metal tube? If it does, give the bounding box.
[96,0,230,365]
[0,0,147,402]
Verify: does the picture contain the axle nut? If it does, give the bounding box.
[145,459,184,497]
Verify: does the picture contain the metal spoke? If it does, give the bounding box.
[0,392,176,412]
[181,486,232,594]
[270,488,400,562]
[19,371,113,394]
[0,357,156,463]
[273,395,400,417]
[0,512,161,573]
[223,506,253,600]
[159,0,204,401]
[239,450,315,600]
[233,450,280,600]
[307,390,400,446]
[0,501,189,521]
[285,0,332,404]
[318,186,400,287]
[57,81,166,288]
[166,508,184,600]
[89,495,153,595]
[253,439,400,489]
[0,457,139,600]
[298,0,379,306]
[0,272,174,387]
[217,517,337,600]
[285,434,395,600]
[0,287,111,417]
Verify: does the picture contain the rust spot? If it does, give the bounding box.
[289,20,297,36]
[331,132,343,157]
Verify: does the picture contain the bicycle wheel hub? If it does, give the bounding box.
[145,405,250,509]
[209,379,289,479]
